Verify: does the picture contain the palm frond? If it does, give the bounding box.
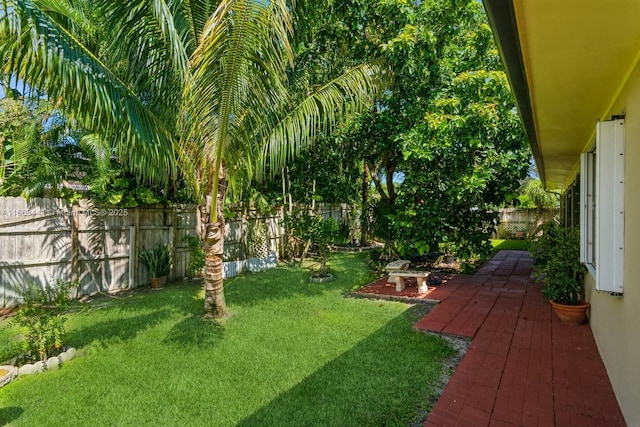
[182,0,218,43]
[80,133,111,176]
[96,0,190,79]
[179,0,294,208]
[34,0,95,36]
[261,60,390,178]
[0,0,176,186]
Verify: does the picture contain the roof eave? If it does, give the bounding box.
[483,0,546,185]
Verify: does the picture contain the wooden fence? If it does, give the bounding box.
[0,198,197,307]
[2,198,556,306]
[494,208,559,239]
[0,197,357,308]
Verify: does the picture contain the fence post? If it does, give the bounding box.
[71,204,80,297]
[132,208,140,288]
[129,224,136,289]
[278,207,285,260]
[169,223,175,279]
[174,206,181,279]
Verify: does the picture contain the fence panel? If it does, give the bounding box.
[0,198,73,307]
[495,208,559,239]
[0,198,198,307]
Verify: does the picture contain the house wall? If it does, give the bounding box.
[581,62,640,426]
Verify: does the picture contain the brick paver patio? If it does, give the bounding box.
[356,250,626,426]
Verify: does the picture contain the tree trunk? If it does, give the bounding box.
[203,220,227,318]
[201,171,229,319]
[360,162,370,246]
[386,164,396,202]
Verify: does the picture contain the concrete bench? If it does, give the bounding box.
[388,270,431,294]
[384,259,410,285]
[385,259,411,271]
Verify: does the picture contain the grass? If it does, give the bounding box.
[0,252,454,426]
[490,239,530,257]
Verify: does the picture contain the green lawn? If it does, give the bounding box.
[0,252,453,426]
[490,239,530,257]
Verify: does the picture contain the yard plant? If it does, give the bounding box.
[529,222,585,305]
[0,253,454,426]
[138,244,172,279]
[283,209,339,277]
[0,0,385,319]
[183,235,205,278]
[12,279,75,362]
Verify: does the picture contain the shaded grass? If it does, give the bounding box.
[0,252,453,426]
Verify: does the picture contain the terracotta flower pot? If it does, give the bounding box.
[149,276,168,289]
[550,300,590,325]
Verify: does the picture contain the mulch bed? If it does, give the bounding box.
[355,273,455,301]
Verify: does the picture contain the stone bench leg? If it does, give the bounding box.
[417,276,428,294]
[395,276,406,292]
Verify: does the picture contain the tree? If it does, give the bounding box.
[315,0,530,258]
[518,177,559,227]
[519,177,559,209]
[398,69,530,258]
[0,98,79,198]
[286,134,362,204]
[0,0,386,318]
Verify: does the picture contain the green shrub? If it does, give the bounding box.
[13,279,75,362]
[313,217,339,277]
[139,244,172,278]
[529,222,585,305]
[283,209,339,276]
[184,236,205,277]
[337,219,350,244]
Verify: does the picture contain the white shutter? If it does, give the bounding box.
[596,119,625,293]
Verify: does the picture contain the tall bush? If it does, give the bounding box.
[283,209,339,276]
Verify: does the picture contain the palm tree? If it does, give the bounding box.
[519,177,560,228]
[0,0,386,318]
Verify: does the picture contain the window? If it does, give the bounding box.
[580,151,595,265]
[580,119,625,294]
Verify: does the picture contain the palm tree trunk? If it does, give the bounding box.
[202,173,229,319]
[203,220,227,318]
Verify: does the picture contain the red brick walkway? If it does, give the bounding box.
[356,250,626,426]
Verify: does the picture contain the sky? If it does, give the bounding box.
[0,76,27,99]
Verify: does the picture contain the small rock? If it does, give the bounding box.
[33,361,46,373]
[59,347,77,363]
[18,364,35,376]
[46,357,60,370]
[66,347,77,360]
[18,362,44,376]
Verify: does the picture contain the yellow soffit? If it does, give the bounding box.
[513,0,640,190]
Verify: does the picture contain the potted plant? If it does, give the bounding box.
[440,241,458,264]
[139,244,172,288]
[530,222,588,325]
